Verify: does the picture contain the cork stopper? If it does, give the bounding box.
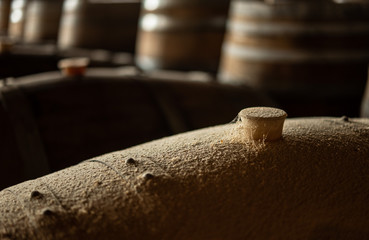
[58,57,90,77]
[0,38,14,53]
[238,107,287,141]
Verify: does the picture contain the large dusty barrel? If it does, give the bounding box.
[0,69,271,189]
[58,0,140,52]
[135,0,230,73]
[23,0,64,44]
[0,0,11,35]
[218,0,369,117]
[1,107,369,239]
[8,0,28,40]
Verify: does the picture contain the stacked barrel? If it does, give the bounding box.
[7,0,27,40]
[218,0,369,117]
[23,0,64,44]
[0,0,11,35]
[7,0,64,43]
[58,0,140,52]
[135,0,230,72]
[0,0,141,78]
[1,0,369,189]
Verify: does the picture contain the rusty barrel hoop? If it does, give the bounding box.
[23,0,64,44]
[135,0,230,73]
[58,0,141,52]
[218,0,369,117]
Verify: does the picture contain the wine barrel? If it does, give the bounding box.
[135,0,230,73]
[23,0,64,44]
[0,44,134,78]
[58,0,141,52]
[0,0,11,35]
[8,0,28,41]
[218,0,369,117]
[1,107,369,239]
[0,68,272,189]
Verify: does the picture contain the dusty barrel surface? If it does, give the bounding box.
[218,0,369,117]
[8,0,28,40]
[0,69,271,190]
[23,0,64,44]
[136,0,230,72]
[1,108,369,239]
[0,0,11,35]
[58,0,141,52]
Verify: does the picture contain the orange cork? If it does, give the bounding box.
[58,58,90,77]
[0,38,14,53]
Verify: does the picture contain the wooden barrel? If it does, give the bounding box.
[23,0,64,44]
[218,0,369,117]
[0,0,11,35]
[135,0,230,73]
[8,0,28,41]
[0,44,134,78]
[58,0,141,52]
[1,109,369,239]
[0,68,272,189]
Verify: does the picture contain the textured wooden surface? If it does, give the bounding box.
[218,0,369,117]
[136,0,230,72]
[23,0,64,44]
[1,116,369,239]
[58,0,140,52]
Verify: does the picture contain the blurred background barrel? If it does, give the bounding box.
[135,0,230,73]
[23,0,64,44]
[58,0,141,52]
[0,67,272,190]
[8,0,28,41]
[218,0,369,117]
[0,45,134,79]
[0,0,11,35]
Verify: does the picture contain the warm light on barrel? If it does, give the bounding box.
[64,0,78,11]
[10,9,22,23]
[144,0,160,11]
[141,14,160,31]
[10,0,25,23]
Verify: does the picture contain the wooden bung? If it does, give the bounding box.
[58,57,89,77]
[239,107,287,141]
[0,38,14,53]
